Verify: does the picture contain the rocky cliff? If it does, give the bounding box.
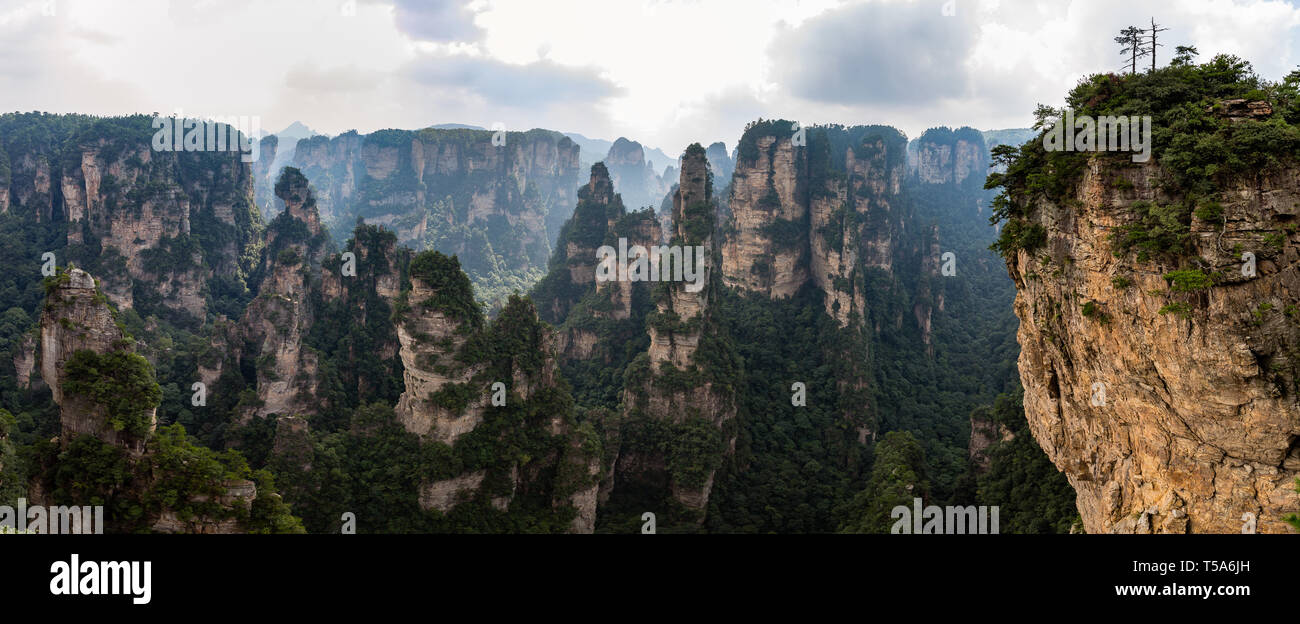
[723,121,906,326]
[705,142,734,189]
[531,163,659,363]
[236,168,330,421]
[616,144,740,516]
[394,251,602,532]
[999,150,1300,533]
[291,127,580,302]
[603,137,673,212]
[252,134,279,216]
[0,113,263,325]
[33,266,301,533]
[909,126,987,186]
[40,267,155,454]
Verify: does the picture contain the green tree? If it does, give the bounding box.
[838,431,930,534]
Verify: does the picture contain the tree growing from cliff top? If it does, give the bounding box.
[1116,26,1149,75]
[1171,45,1199,67]
[1146,18,1168,72]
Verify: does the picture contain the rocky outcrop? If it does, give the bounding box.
[0,114,262,324]
[150,479,257,534]
[533,163,660,362]
[910,127,987,186]
[705,142,734,189]
[252,134,279,217]
[393,275,487,444]
[1211,98,1274,122]
[292,127,580,297]
[420,471,486,512]
[395,257,600,530]
[236,168,329,421]
[969,409,1014,473]
[532,163,624,323]
[604,137,672,212]
[618,144,739,513]
[13,332,36,390]
[34,266,289,533]
[724,121,906,326]
[1005,156,1300,533]
[723,129,807,298]
[40,268,154,455]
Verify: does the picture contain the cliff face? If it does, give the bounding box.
[0,114,262,324]
[969,408,1014,473]
[723,132,808,298]
[393,273,488,444]
[236,168,330,421]
[723,122,906,326]
[532,163,659,362]
[40,268,154,455]
[706,142,734,189]
[532,163,625,324]
[617,144,739,514]
[603,137,672,211]
[292,127,580,299]
[35,267,295,533]
[394,253,602,531]
[252,134,279,217]
[1006,157,1300,533]
[909,126,988,186]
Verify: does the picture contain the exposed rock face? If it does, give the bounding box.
[706,142,734,189]
[910,127,988,186]
[534,163,624,323]
[1211,98,1274,122]
[150,479,257,534]
[13,333,36,390]
[534,163,660,362]
[40,268,154,454]
[1006,157,1300,533]
[0,114,261,323]
[292,127,580,286]
[420,471,486,512]
[619,144,739,512]
[724,122,907,326]
[252,134,279,216]
[969,410,1014,473]
[237,168,328,421]
[604,137,671,211]
[723,132,807,298]
[394,260,600,531]
[394,277,487,444]
[0,135,9,214]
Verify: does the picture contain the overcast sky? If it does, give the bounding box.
[2,0,1300,157]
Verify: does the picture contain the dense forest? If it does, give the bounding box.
[0,109,1080,533]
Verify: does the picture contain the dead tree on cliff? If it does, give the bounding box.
[1147,18,1168,71]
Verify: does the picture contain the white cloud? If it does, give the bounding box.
[1,0,1298,156]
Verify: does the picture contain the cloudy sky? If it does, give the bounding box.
[2,0,1300,157]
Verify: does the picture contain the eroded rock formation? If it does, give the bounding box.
[40,268,155,454]
[1006,156,1300,533]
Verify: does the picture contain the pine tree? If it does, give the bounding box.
[1115,26,1148,74]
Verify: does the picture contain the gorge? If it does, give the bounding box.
[2,51,1298,533]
